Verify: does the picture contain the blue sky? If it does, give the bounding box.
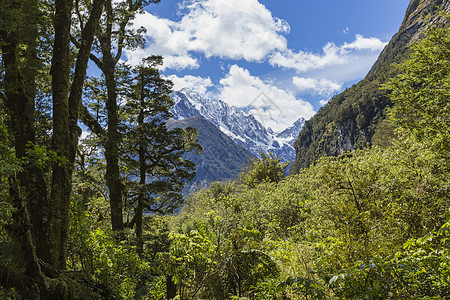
[124,0,410,131]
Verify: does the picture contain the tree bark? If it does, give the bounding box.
[166,275,177,299]
[49,0,74,270]
[49,0,105,270]
[1,0,114,296]
[68,0,105,147]
[0,3,51,269]
[99,0,124,232]
[135,78,146,253]
[103,51,124,232]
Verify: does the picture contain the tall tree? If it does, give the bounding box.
[123,56,201,252]
[0,0,48,258]
[78,0,160,232]
[1,0,104,296]
[50,0,105,270]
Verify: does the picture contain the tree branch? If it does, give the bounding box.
[69,0,106,146]
[79,104,105,136]
[70,35,104,70]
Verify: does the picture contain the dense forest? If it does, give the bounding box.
[0,0,449,299]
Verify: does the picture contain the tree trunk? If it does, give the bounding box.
[100,0,124,232]
[166,275,177,299]
[49,0,105,269]
[1,4,52,269]
[2,0,103,273]
[135,82,146,253]
[103,54,124,232]
[49,0,74,271]
[68,0,105,147]
[135,176,145,253]
[2,0,105,296]
[50,0,105,270]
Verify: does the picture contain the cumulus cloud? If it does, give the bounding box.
[218,65,315,131]
[269,43,347,73]
[342,34,387,52]
[292,77,343,96]
[126,0,289,70]
[167,74,213,94]
[269,34,387,73]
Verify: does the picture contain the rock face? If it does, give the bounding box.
[171,88,304,165]
[290,0,450,174]
[167,116,254,193]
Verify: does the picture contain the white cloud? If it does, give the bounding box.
[292,77,343,96]
[126,0,289,70]
[219,65,315,131]
[303,51,385,84]
[269,43,348,73]
[269,34,387,73]
[342,34,387,52]
[167,74,213,94]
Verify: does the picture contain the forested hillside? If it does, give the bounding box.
[0,0,449,299]
[290,0,450,173]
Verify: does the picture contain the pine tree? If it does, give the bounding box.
[123,56,201,252]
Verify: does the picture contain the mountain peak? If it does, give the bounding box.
[276,117,306,142]
[170,89,303,164]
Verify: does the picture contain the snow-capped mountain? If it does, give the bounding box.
[171,88,305,164]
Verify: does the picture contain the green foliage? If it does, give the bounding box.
[167,182,288,299]
[68,197,160,299]
[279,275,325,300]
[21,141,68,169]
[0,114,22,298]
[168,126,449,298]
[164,226,281,299]
[0,113,18,228]
[163,229,217,299]
[398,219,450,297]
[327,220,450,299]
[241,151,289,188]
[384,15,450,160]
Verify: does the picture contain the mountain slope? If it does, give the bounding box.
[290,0,450,173]
[167,116,254,192]
[171,89,304,164]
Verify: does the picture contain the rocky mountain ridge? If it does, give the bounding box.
[290,0,450,173]
[171,88,305,164]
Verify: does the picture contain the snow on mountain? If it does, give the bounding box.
[276,118,306,145]
[171,88,305,164]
